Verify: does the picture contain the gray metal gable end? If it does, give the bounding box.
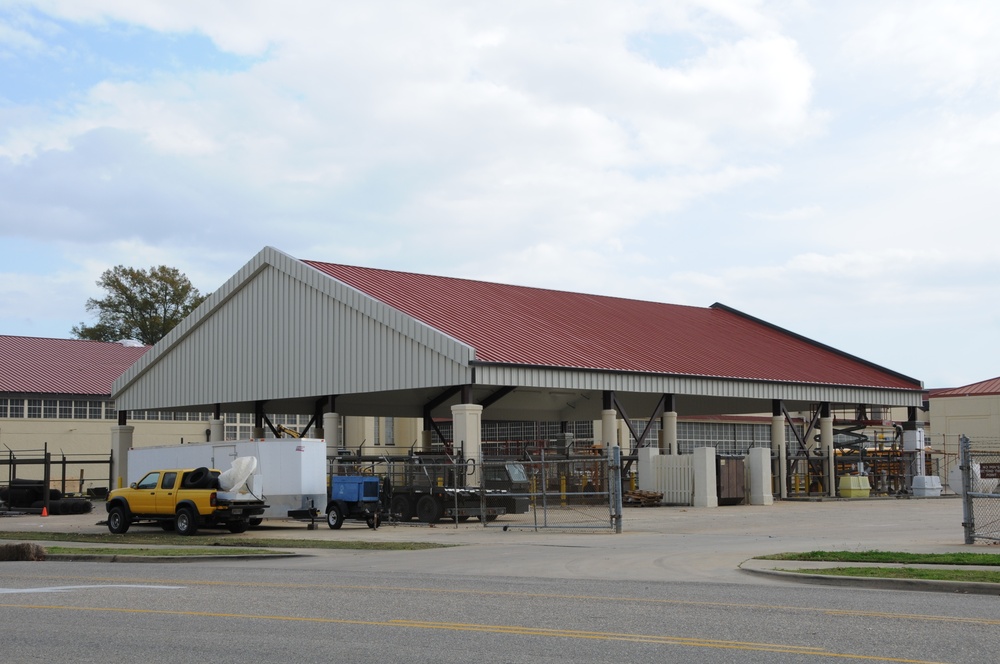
[112,247,475,411]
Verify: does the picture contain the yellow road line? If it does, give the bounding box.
[0,603,947,663]
[3,573,998,628]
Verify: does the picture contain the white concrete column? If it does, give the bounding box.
[771,415,787,499]
[821,415,835,497]
[600,409,617,449]
[661,411,678,455]
[747,447,774,506]
[419,429,434,453]
[110,425,135,489]
[452,403,483,485]
[692,447,718,508]
[209,418,224,443]
[322,411,341,457]
[637,445,660,492]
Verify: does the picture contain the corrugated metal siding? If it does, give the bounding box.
[305,261,922,391]
[115,249,473,411]
[474,366,924,407]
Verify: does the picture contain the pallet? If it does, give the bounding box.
[623,490,663,507]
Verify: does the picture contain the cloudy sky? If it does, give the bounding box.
[1,1,997,389]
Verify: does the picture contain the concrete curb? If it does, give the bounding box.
[738,559,1000,596]
[42,552,304,563]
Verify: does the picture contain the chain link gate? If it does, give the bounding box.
[480,448,623,532]
[960,435,1000,544]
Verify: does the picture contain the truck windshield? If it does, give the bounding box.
[505,463,528,483]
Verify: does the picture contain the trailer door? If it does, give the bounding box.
[212,445,237,471]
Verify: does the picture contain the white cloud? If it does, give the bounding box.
[843,1,1000,98]
[1,1,999,386]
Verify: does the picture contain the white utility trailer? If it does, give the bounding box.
[127,438,328,521]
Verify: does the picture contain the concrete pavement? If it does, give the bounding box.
[3,495,992,593]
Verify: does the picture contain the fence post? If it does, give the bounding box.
[611,445,623,534]
[960,435,974,545]
[42,450,51,516]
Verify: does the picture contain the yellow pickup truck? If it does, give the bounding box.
[105,467,267,536]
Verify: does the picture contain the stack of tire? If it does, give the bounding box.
[0,479,93,514]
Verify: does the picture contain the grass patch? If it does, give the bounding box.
[757,550,1000,566]
[0,531,449,551]
[786,566,1000,584]
[46,546,284,557]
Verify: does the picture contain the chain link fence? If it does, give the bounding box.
[960,436,1000,543]
[351,451,622,531]
[480,451,621,532]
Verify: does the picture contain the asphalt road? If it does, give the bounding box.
[0,559,995,663]
[0,497,992,662]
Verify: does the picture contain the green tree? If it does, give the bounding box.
[72,265,207,345]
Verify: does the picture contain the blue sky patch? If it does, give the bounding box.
[0,8,255,106]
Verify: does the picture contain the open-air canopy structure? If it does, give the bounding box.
[111,246,924,496]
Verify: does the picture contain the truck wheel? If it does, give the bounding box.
[107,505,130,534]
[175,508,199,536]
[416,495,442,523]
[249,518,263,527]
[366,514,381,530]
[327,505,344,530]
[227,520,249,534]
[390,495,412,521]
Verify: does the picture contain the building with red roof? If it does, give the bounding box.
[929,377,1000,450]
[106,247,929,498]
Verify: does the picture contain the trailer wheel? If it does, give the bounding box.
[227,520,249,534]
[107,505,130,534]
[390,495,412,521]
[416,495,442,523]
[175,508,199,536]
[366,514,381,530]
[327,504,344,530]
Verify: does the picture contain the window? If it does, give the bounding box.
[384,417,395,446]
[161,472,177,490]
[8,399,23,418]
[60,400,73,418]
[136,472,160,490]
[73,400,88,419]
[0,399,6,418]
[43,399,57,418]
[27,399,42,418]
[89,401,102,419]
[105,401,116,420]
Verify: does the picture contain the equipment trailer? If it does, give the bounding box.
[334,452,530,523]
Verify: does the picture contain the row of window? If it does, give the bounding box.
[0,398,315,430]
[0,398,118,420]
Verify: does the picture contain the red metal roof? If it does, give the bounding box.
[930,377,1000,398]
[0,336,149,396]
[304,261,921,390]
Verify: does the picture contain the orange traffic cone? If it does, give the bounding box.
[41,506,48,517]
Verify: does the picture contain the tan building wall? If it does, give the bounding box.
[1,417,211,492]
[930,395,1000,447]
